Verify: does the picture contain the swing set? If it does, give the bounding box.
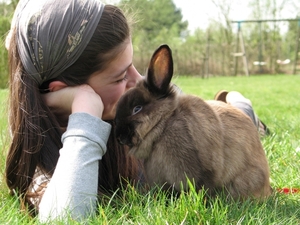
[231,18,300,75]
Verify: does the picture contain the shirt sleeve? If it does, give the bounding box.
[38,112,111,222]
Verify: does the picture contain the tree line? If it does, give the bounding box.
[0,0,299,88]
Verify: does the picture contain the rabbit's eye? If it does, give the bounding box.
[132,105,143,115]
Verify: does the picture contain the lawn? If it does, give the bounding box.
[0,74,299,224]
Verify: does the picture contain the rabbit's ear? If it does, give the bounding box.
[147,44,173,94]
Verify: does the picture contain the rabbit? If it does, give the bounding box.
[114,44,272,199]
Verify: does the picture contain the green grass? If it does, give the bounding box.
[0,75,300,224]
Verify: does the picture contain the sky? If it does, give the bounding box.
[108,0,296,33]
[103,0,251,32]
[106,0,254,32]
[2,0,297,33]
[173,0,299,33]
[172,0,250,31]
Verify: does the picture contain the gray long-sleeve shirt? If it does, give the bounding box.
[38,112,111,222]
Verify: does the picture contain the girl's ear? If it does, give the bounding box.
[49,81,68,92]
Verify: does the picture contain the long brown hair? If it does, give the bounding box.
[5,4,140,212]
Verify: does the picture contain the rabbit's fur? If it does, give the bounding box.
[115,44,272,199]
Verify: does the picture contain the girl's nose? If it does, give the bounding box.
[126,65,142,88]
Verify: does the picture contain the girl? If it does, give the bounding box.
[5,0,142,221]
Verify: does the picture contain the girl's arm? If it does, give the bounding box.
[38,112,111,222]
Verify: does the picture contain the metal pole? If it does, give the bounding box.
[205,31,210,78]
[233,22,241,76]
[231,18,300,23]
[293,20,300,74]
[239,29,249,76]
[259,21,263,73]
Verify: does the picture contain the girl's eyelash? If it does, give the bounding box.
[117,74,128,83]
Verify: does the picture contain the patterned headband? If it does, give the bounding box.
[12,0,104,85]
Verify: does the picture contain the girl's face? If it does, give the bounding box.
[87,41,142,120]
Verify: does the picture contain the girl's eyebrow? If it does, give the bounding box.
[114,62,133,77]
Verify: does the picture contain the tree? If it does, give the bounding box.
[0,1,15,88]
[210,0,235,45]
[120,0,187,40]
[247,0,296,73]
[209,0,236,75]
[118,0,188,73]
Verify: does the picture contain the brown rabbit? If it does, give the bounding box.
[114,44,272,199]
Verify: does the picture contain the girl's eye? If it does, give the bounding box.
[132,105,142,115]
[116,73,128,83]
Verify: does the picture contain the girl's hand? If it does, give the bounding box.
[43,84,104,127]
